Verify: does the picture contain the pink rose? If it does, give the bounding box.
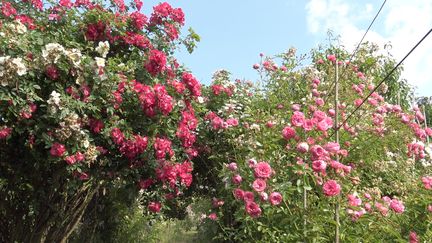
[259,192,268,201]
[0,127,12,139]
[302,119,315,131]
[227,162,238,171]
[422,176,432,190]
[148,201,162,213]
[252,178,267,192]
[312,160,327,173]
[254,162,272,179]
[232,174,243,185]
[291,104,301,111]
[315,98,324,106]
[296,142,309,153]
[245,201,262,218]
[310,145,328,160]
[282,126,296,140]
[409,231,419,243]
[248,158,257,168]
[327,54,336,62]
[233,188,245,200]
[347,194,362,207]
[269,192,283,205]
[389,199,405,214]
[322,180,341,197]
[324,142,340,153]
[243,191,255,202]
[50,143,66,157]
[208,213,218,220]
[65,155,76,165]
[291,111,305,127]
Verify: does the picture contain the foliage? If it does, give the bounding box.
[0,0,201,242]
[195,44,432,242]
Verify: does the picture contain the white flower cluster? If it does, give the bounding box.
[0,56,27,86]
[42,43,82,67]
[47,90,62,114]
[95,41,110,58]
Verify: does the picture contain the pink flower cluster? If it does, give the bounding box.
[65,152,85,165]
[110,128,148,160]
[0,126,12,139]
[181,72,201,97]
[176,107,198,154]
[211,84,234,97]
[205,112,239,130]
[149,2,185,26]
[154,137,174,160]
[145,49,167,76]
[50,142,66,157]
[131,80,174,116]
[422,176,432,190]
[155,160,193,188]
[228,161,282,218]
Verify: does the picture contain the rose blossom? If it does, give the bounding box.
[233,188,245,200]
[245,201,262,218]
[148,201,161,213]
[254,162,272,179]
[269,192,283,205]
[324,142,340,153]
[232,174,242,185]
[409,231,419,243]
[421,176,432,189]
[389,199,405,213]
[347,194,362,207]
[296,142,309,153]
[312,160,327,173]
[243,191,255,202]
[252,178,267,192]
[208,213,218,220]
[50,142,66,157]
[282,126,296,140]
[259,192,268,201]
[291,111,305,127]
[322,180,341,197]
[227,162,238,171]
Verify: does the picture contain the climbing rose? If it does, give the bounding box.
[282,126,296,140]
[0,127,12,139]
[269,192,283,205]
[232,174,242,185]
[254,162,272,179]
[145,49,167,76]
[291,111,305,127]
[252,178,267,192]
[233,188,245,200]
[148,201,162,213]
[245,201,262,218]
[323,180,341,197]
[296,142,309,153]
[390,199,405,214]
[50,143,66,157]
[422,176,432,189]
[409,231,419,243]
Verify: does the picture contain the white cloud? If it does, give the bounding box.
[305,0,432,96]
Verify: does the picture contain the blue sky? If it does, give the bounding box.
[144,0,432,97]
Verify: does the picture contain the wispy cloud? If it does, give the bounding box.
[305,0,432,96]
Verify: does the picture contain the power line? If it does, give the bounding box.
[331,27,432,136]
[324,0,387,102]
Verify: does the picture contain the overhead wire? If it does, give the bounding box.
[330,27,432,137]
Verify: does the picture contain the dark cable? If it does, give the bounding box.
[331,28,432,136]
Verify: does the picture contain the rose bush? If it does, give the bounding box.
[195,45,432,242]
[0,0,201,242]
